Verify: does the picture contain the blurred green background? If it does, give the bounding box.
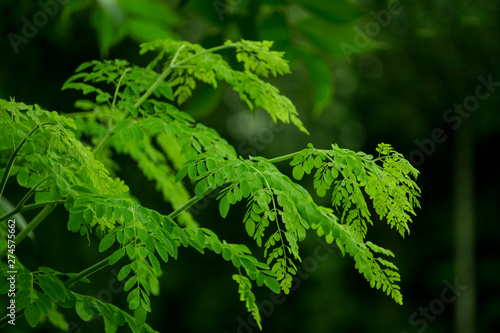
[1,0,499,332]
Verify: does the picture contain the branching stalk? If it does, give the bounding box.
[134,45,186,109]
[168,152,299,222]
[134,43,239,109]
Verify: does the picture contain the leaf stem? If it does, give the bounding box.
[16,177,47,208]
[64,255,111,288]
[176,43,238,66]
[110,68,131,129]
[134,45,186,109]
[0,204,57,259]
[168,189,215,220]
[0,200,65,223]
[15,204,56,244]
[263,152,300,164]
[92,68,131,156]
[92,130,113,156]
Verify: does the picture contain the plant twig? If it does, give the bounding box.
[16,177,47,208]
[263,152,299,164]
[168,189,215,220]
[134,44,186,109]
[0,200,65,223]
[0,205,57,259]
[92,68,131,156]
[64,255,111,288]
[92,130,113,156]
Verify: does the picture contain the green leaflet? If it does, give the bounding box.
[99,233,116,252]
[25,302,41,327]
[219,196,230,218]
[76,301,93,321]
[109,248,126,265]
[37,274,68,303]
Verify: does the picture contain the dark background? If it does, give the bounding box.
[1,0,499,332]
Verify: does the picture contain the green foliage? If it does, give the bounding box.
[138,39,308,133]
[290,143,420,240]
[0,39,419,331]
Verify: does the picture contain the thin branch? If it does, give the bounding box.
[261,152,299,164]
[134,44,186,109]
[168,189,216,220]
[92,68,131,156]
[64,255,111,288]
[92,130,113,156]
[16,177,47,208]
[175,43,238,66]
[110,68,131,129]
[0,205,57,260]
[0,200,65,222]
